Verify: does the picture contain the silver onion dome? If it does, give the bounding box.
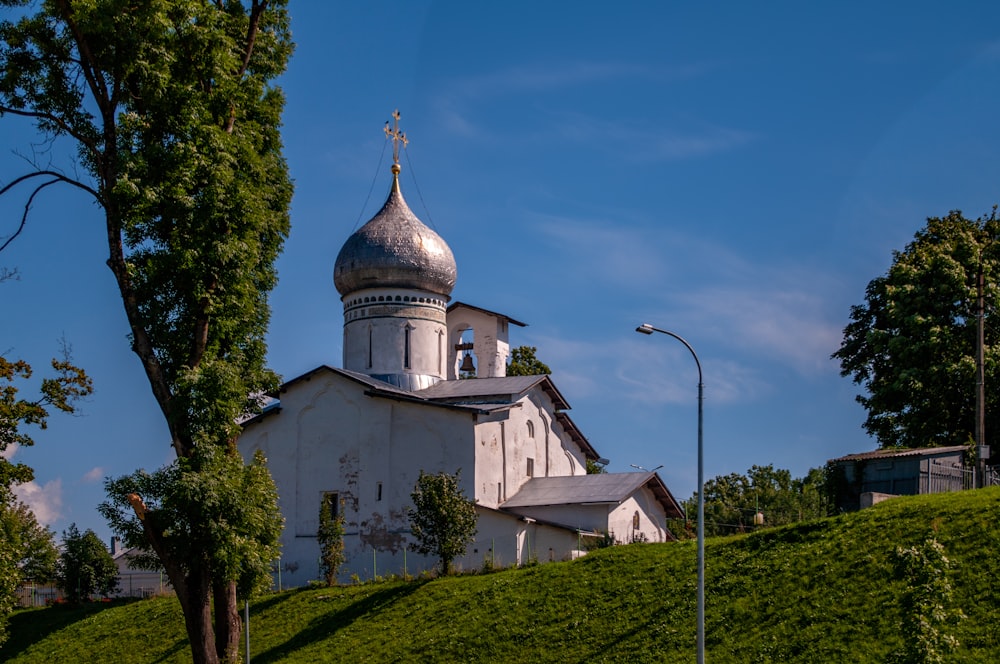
[334,172,457,297]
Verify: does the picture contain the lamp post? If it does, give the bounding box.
[636,322,704,664]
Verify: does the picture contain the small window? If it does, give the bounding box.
[526,421,535,438]
[323,492,340,518]
[633,510,640,530]
[497,482,502,502]
[527,458,534,478]
[377,482,383,502]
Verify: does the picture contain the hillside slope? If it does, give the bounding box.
[4,488,1000,663]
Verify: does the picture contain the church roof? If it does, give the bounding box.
[501,472,684,519]
[333,172,457,298]
[413,375,571,410]
[554,411,600,461]
[241,366,519,427]
[447,302,527,327]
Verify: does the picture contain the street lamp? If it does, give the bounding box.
[635,322,704,664]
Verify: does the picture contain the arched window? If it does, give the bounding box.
[367,325,373,369]
[527,420,535,438]
[633,511,641,530]
[404,325,412,369]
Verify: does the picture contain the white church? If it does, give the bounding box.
[238,120,683,583]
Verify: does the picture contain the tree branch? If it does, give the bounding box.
[52,0,113,115]
[0,104,101,158]
[0,171,100,254]
[224,0,268,133]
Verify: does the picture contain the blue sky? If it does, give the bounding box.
[4,2,1000,543]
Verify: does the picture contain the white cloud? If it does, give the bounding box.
[673,285,844,376]
[82,466,104,483]
[0,443,18,460]
[529,331,765,406]
[531,215,845,378]
[13,478,63,526]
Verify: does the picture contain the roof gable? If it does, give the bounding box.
[413,375,571,411]
[447,301,526,327]
[502,472,683,518]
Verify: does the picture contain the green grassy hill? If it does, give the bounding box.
[5,488,1000,663]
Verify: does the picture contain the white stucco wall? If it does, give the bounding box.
[457,509,584,570]
[342,287,449,381]
[607,489,668,543]
[240,369,478,584]
[239,368,609,584]
[473,392,587,509]
[507,484,669,544]
[446,306,511,379]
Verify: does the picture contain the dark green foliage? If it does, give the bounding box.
[834,209,1000,450]
[0,351,90,647]
[696,464,833,536]
[0,2,293,660]
[2,501,57,583]
[585,458,607,475]
[408,470,478,575]
[317,495,345,586]
[56,524,118,604]
[99,448,282,602]
[892,537,965,663]
[0,354,92,501]
[506,346,551,376]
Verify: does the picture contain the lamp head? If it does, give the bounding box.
[635,323,654,335]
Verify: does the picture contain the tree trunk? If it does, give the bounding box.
[213,579,241,664]
[175,568,219,664]
[132,498,220,664]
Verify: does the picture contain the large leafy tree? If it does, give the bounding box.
[0,352,90,646]
[2,500,58,583]
[0,2,293,662]
[833,210,1000,451]
[408,469,478,575]
[56,523,119,603]
[0,500,57,643]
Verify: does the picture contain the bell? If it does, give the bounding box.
[459,352,476,374]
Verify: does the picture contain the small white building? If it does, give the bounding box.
[111,538,170,599]
[238,138,682,583]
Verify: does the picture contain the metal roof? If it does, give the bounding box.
[502,472,683,518]
[828,445,968,463]
[333,174,457,297]
[413,375,571,410]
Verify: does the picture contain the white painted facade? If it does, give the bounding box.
[237,158,682,584]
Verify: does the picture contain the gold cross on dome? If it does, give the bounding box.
[384,109,408,168]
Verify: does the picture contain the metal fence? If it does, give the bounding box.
[918,461,974,495]
[15,583,61,608]
[15,573,172,608]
